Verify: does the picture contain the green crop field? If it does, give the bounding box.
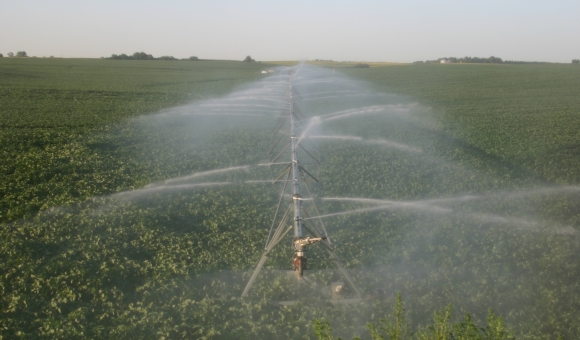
[0,58,267,223]
[341,63,580,184]
[1,59,579,339]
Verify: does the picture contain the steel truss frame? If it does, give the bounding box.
[242,66,361,298]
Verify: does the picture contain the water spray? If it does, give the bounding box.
[241,65,362,299]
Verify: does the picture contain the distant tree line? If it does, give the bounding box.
[2,51,28,58]
[107,52,198,61]
[502,60,552,64]
[412,56,557,64]
[573,59,580,64]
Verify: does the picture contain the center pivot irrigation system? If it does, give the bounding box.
[242,65,362,300]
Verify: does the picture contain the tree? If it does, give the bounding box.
[157,55,177,60]
[189,56,199,61]
[0,53,3,58]
[132,52,154,60]
[573,59,580,64]
[16,51,28,57]
[7,52,14,57]
[109,53,131,60]
[486,56,503,63]
[243,55,255,62]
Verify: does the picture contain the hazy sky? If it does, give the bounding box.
[1,0,579,62]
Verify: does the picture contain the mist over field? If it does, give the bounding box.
[1,60,580,339]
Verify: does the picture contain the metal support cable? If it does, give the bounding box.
[265,171,292,249]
